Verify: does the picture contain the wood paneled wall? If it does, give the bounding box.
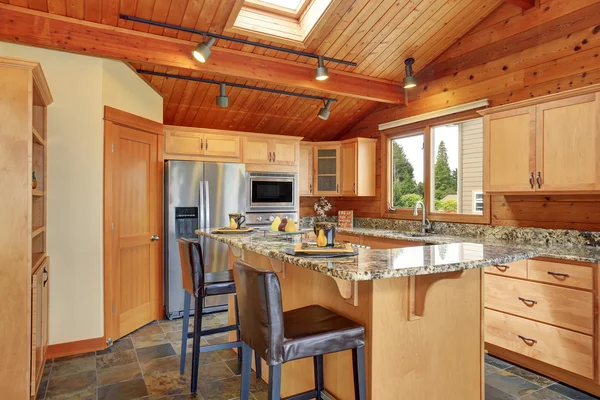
[300,0,600,231]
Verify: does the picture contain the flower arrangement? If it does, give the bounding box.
[313,196,332,218]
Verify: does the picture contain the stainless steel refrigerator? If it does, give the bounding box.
[164,160,246,319]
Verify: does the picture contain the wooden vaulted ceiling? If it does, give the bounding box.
[0,0,505,140]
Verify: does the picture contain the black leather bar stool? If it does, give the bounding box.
[233,260,367,400]
[178,238,261,393]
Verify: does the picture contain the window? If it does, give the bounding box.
[387,115,487,222]
[473,192,484,213]
[391,133,424,208]
[227,0,333,47]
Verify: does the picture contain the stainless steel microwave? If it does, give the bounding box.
[246,172,298,212]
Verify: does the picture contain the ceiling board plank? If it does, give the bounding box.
[505,0,536,9]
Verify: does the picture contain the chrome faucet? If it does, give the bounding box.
[413,201,432,234]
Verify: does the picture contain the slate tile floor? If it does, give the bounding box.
[484,354,598,400]
[36,312,268,400]
[36,312,598,400]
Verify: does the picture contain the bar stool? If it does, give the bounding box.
[233,260,367,400]
[178,238,261,393]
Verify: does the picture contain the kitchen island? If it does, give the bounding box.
[196,228,537,400]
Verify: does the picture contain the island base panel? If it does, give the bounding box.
[228,248,484,400]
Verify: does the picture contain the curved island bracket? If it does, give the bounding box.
[331,277,359,306]
[408,270,464,320]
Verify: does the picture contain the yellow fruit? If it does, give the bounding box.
[230,218,237,229]
[317,229,327,247]
[270,216,281,231]
[284,219,297,233]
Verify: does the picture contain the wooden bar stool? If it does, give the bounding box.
[233,260,367,400]
[178,238,261,393]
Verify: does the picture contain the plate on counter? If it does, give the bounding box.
[212,227,254,234]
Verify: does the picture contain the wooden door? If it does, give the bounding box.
[314,145,341,195]
[105,108,163,341]
[203,133,240,159]
[341,142,357,196]
[271,139,298,166]
[164,129,202,156]
[536,94,599,191]
[299,144,314,196]
[243,137,271,164]
[484,107,536,192]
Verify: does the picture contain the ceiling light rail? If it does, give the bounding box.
[120,15,357,67]
[137,70,338,119]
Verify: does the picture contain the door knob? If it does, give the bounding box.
[151,235,160,241]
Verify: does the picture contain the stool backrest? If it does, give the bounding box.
[233,260,284,366]
[178,238,205,297]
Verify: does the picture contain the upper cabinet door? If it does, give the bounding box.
[165,130,203,156]
[243,137,271,164]
[314,145,341,195]
[299,145,314,196]
[203,133,240,159]
[341,142,357,196]
[536,94,599,191]
[485,107,536,193]
[271,139,298,166]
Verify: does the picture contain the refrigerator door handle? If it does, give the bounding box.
[199,180,205,232]
[205,180,210,229]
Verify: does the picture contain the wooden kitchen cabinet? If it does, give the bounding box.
[482,86,600,194]
[484,256,600,395]
[535,93,600,191]
[243,137,299,166]
[299,144,314,196]
[165,128,241,160]
[0,58,52,399]
[243,137,271,164]
[31,259,49,395]
[484,107,536,193]
[271,139,298,166]
[340,138,376,197]
[203,133,240,158]
[314,144,341,195]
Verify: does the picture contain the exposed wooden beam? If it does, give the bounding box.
[0,4,404,104]
[504,0,536,9]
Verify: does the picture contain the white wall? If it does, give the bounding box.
[102,59,163,123]
[0,43,163,345]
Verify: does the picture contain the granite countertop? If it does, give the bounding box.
[195,228,537,281]
[335,227,600,263]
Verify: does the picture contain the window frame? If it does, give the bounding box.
[381,110,491,225]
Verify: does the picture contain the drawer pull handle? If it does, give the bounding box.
[494,265,510,271]
[518,296,537,306]
[517,334,537,345]
[547,271,569,278]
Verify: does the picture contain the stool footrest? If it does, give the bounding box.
[187,324,238,338]
[282,389,319,400]
[199,341,242,353]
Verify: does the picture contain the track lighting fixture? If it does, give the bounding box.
[403,58,417,89]
[137,70,338,120]
[193,36,216,63]
[318,100,333,120]
[315,56,329,81]
[121,14,357,67]
[216,83,229,107]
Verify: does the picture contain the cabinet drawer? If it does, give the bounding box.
[484,259,527,279]
[485,274,593,334]
[527,259,593,290]
[485,309,593,379]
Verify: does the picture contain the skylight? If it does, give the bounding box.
[227,0,333,48]
[261,0,304,10]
